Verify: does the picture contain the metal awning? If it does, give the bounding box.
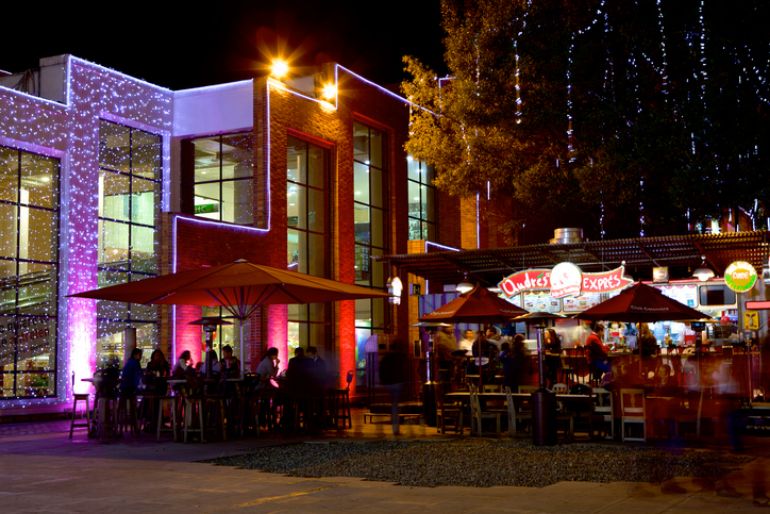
[377,231,770,286]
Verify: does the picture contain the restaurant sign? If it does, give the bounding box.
[724,261,757,293]
[498,264,633,299]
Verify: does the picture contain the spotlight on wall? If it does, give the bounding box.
[270,59,289,79]
[321,82,337,101]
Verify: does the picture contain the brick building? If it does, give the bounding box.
[0,55,507,413]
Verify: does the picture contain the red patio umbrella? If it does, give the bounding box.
[574,282,709,322]
[70,259,389,371]
[419,285,527,324]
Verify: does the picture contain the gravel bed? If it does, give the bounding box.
[207,439,750,488]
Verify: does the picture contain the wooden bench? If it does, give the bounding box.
[363,412,423,424]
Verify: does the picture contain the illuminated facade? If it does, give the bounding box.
[0,55,474,413]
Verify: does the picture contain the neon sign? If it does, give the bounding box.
[499,264,633,299]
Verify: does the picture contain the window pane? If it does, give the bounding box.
[22,208,57,262]
[99,220,130,268]
[424,221,436,241]
[193,137,220,182]
[370,207,384,248]
[20,153,57,209]
[421,184,433,220]
[353,162,369,204]
[354,204,370,245]
[353,124,369,163]
[309,303,325,323]
[407,157,420,182]
[355,244,370,284]
[287,304,305,321]
[372,298,386,328]
[0,204,17,259]
[131,225,156,273]
[131,177,157,226]
[194,182,221,220]
[308,233,325,277]
[307,187,324,233]
[131,129,161,179]
[408,180,421,219]
[17,264,56,316]
[99,121,130,172]
[221,133,253,180]
[227,179,254,225]
[369,129,383,169]
[99,170,130,221]
[0,147,18,203]
[370,167,383,208]
[355,299,372,327]
[307,145,325,189]
[286,137,307,184]
[288,229,307,274]
[408,218,421,240]
[287,184,305,229]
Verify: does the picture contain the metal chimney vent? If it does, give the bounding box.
[549,228,583,245]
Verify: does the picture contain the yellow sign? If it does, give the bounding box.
[744,310,759,330]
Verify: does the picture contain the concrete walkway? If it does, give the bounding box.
[0,417,767,513]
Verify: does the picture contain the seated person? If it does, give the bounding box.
[220,345,241,379]
[120,348,143,397]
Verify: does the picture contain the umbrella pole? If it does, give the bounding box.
[239,320,245,374]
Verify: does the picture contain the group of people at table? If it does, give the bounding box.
[430,321,760,441]
[89,344,334,439]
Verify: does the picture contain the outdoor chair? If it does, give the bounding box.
[591,387,614,440]
[504,386,531,436]
[469,388,502,435]
[68,373,91,439]
[620,388,646,441]
[436,387,464,435]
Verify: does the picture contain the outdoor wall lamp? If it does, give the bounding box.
[387,276,403,305]
[455,275,473,294]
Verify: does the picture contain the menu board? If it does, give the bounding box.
[521,293,562,313]
[655,283,698,308]
[562,292,603,313]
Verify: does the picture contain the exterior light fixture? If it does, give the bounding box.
[270,59,289,79]
[692,255,715,282]
[455,275,473,294]
[387,276,403,305]
[321,82,337,101]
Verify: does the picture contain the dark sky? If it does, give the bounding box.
[2,1,445,90]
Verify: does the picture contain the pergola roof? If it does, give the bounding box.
[378,231,770,287]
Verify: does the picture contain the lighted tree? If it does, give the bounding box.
[403,0,770,242]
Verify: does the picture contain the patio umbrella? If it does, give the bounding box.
[70,259,389,369]
[419,285,527,324]
[420,285,528,389]
[574,282,708,323]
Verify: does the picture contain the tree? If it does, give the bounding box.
[403,0,770,243]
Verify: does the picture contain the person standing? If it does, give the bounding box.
[585,322,610,383]
[379,340,409,435]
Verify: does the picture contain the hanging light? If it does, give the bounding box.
[455,274,473,294]
[692,255,715,282]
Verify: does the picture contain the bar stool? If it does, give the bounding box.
[183,396,205,443]
[156,395,178,441]
[204,395,227,441]
[69,392,91,439]
[116,395,140,436]
[93,396,118,441]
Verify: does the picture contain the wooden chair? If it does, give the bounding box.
[591,387,614,439]
[469,389,502,435]
[620,388,646,441]
[436,389,464,435]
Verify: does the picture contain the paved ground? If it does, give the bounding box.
[0,413,767,513]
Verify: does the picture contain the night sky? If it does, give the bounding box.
[2,1,445,90]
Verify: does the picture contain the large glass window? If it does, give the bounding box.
[191,133,254,225]
[286,136,330,351]
[97,121,162,366]
[353,123,388,372]
[0,146,59,399]
[407,156,436,240]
